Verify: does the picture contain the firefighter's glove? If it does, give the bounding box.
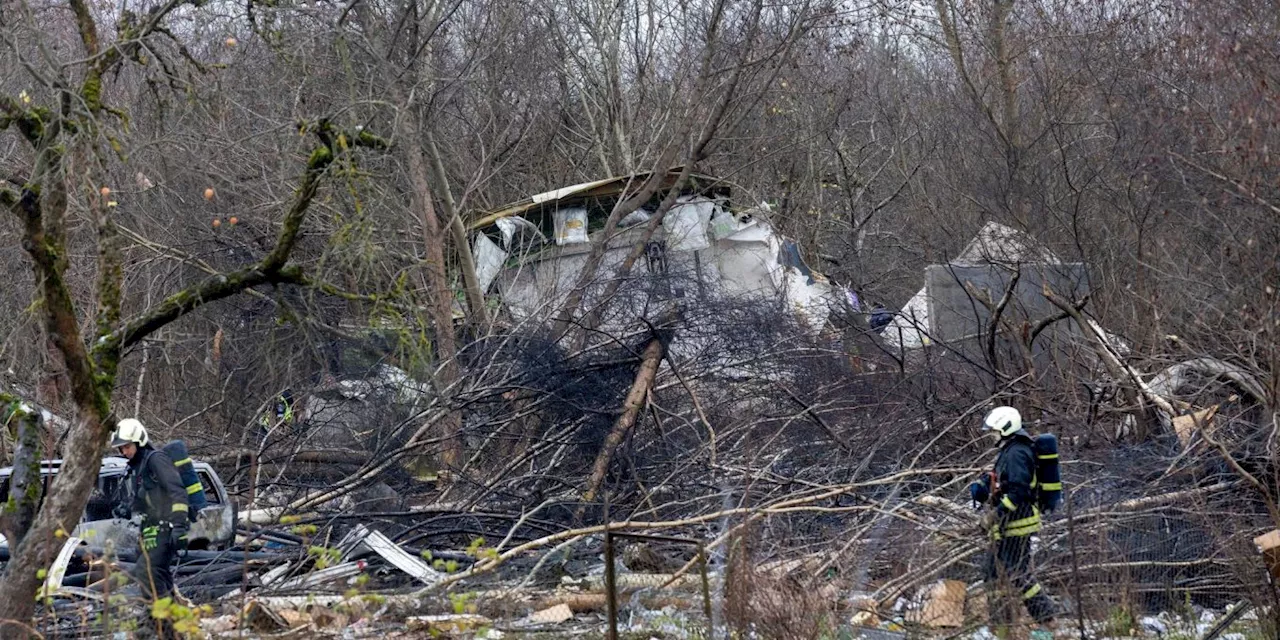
[141,525,160,551]
[969,480,989,505]
[172,524,189,553]
[979,510,998,534]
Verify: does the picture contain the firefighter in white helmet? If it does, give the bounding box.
[111,418,189,602]
[969,406,1056,636]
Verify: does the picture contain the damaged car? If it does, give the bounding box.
[0,455,236,552]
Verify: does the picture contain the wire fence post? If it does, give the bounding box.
[1066,490,1086,639]
[605,529,618,640]
[698,543,713,637]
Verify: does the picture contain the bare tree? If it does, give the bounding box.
[0,0,390,626]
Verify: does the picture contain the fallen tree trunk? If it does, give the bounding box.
[1042,284,1183,433]
[208,448,374,467]
[581,336,666,507]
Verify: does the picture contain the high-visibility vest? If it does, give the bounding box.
[259,394,294,427]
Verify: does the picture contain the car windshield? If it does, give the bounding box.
[87,474,128,520]
[0,470,130,522]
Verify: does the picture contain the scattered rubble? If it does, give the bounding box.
[526,603,574,624]
[407,613,493,634]
[15,505,1275,639]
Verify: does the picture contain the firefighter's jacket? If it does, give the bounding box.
[990,433,1041,540]
[127,445,190,528]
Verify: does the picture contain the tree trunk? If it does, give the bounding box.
[0,413,106,634]
[351,0,465,470]
[581,336,665,508]
[402,112,464,469]
[0,123,356,631]
[426,131,488,325]
[36,336,68,415]
[2,406,44,548]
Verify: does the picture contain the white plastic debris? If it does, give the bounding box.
[708,207,740,240]
[619,210,651,228]
[553,207,589,245]
[662,196,714,252]
[473,232,509,294]
[1139,616,1167,636]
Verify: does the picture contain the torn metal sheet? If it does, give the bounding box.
[881,220,1050,350]
[223,561,293,600]
[342,525,444,586]
[785,268,833,333]
[270,560,366,592]
[1147,357,1269,409]
[469,168,717,230]
[38,536,83,599]
[881,221,1130,354]
[474,174,840,343]
[489,211,833,336]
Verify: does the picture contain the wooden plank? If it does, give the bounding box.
[1254,529,1280,579]
[907,579,965,628]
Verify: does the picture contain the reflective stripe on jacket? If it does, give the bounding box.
[990,434,1041,539]
[128,447,190,527]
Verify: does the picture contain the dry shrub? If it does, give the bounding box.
[723,522,839,639]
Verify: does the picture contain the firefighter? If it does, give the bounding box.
[110,419,189,602]
[969,406,1056,635]
[259,389,295,430]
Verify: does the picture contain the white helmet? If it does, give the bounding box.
[983,406,1022,438]
[110,418,149,448]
